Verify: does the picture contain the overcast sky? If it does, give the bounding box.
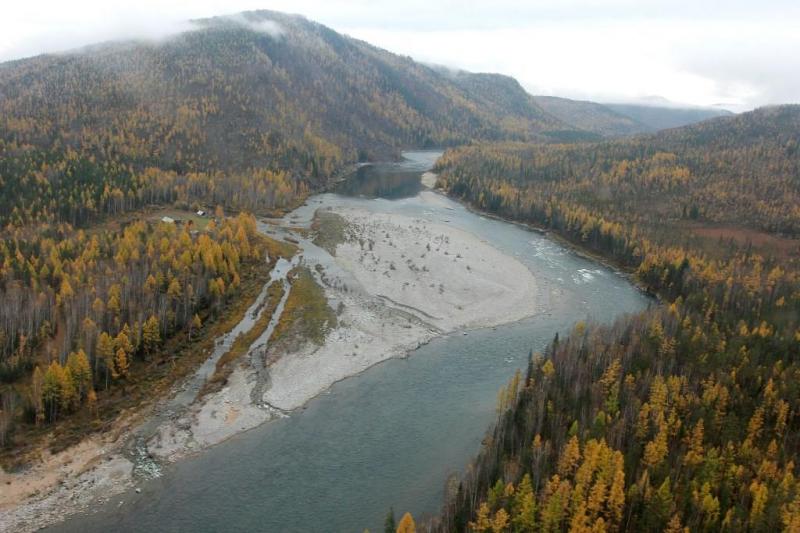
[2,0,798,111]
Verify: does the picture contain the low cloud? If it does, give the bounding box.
[0,1,797,109]
[672,22,800,109]
[219,13,286,38]
[343,15,800,111]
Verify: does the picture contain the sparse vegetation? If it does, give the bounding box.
[270,267,337,352]
[312,211,350,256]
[262,235,299,263]
[203,280,286,395]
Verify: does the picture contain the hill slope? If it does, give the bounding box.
[534,95,735,137]
[0,10,570,226]
[533,95,648,137]
[426,105,800,532]
[437,105,800,235]
[605,102,733,131]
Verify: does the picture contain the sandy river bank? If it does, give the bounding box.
[264,204,537,410]
[0,193,537,532]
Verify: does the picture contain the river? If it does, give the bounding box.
[49,151,649,532]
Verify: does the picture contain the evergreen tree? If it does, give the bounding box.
[384,508,395,533]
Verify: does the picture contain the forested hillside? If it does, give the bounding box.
[438,105,800,236]
[533,96,734,138]
[533,96,647,138]
[426,105,800,531]
[0,10,580,458]
[0,10,570,228]
[604,102,733,131]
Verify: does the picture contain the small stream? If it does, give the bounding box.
[248,256,299,409]
[126,256,297,479]
[50,151,649,532]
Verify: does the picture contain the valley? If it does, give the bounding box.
[0,7,797,533]
[0,153,647,532]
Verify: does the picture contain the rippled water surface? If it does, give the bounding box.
[52,151,649,533]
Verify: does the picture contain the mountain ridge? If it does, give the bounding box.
[603,101,733,130]
[534,94,735,137]
[0,9,584,224]
[533,95,649,137]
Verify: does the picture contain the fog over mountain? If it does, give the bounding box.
[2,0,799,111]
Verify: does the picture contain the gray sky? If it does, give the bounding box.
[2,0,798,111]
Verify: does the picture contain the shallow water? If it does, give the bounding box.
[332,151,440,200]
[50,151,649,532]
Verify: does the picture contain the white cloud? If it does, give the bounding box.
[219,13,286,38]
[338,13,800,111]
[0,0,797,110]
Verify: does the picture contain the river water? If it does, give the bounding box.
[50,151,649,532]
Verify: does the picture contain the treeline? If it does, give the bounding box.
[0,213,263,446]
[424,106,800,531]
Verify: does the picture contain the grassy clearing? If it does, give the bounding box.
[88,206,211,235]
[149,208,211,230]
[269,267,337,354]
[688,223,800,258]
[200,281,285,396]
[311,211,349,256]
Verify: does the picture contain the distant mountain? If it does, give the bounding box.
[0,10,577,223]
[431,72,597,142]
[533,95,735,137]
[651,104,796,148]
[429,69,573,140]
[603,102,733,131]
[533,95,648,137]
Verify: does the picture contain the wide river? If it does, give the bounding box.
[51,151,649,532]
